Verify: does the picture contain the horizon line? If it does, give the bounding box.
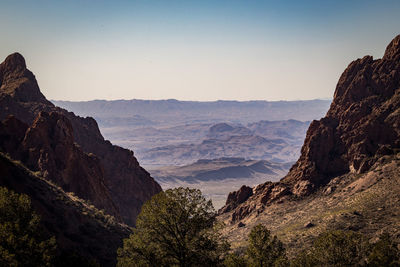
[50,97,333,103]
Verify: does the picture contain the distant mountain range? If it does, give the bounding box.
[54,97,326,166]
[141,120,309,166]
[150,157,291,209]
[53,99,331,126]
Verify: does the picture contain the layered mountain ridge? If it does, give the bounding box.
[220,34,400,222]
[0,52,162,226]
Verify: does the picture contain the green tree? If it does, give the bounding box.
[367,233,400,267]
[0,187,56,267]
[117,187,229,267]
[289,250,317,267]
[291,230,367,267]
[246,224,287,267]
[224,252,248,267]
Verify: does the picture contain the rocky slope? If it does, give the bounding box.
[220,35,400,224]
[0,152,131,266]
[0,113,119,218]
[220,153,400,255]
[0,53,161,225]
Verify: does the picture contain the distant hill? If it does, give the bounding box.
[53,98,328,168]
[139,120,309,166]
[149,157,291,209]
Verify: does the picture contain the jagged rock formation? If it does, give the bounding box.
[0,152,130,266]
[0,113,119,218]
[220,35,400,222]
[0,53,162,225]
[220,185,253,213]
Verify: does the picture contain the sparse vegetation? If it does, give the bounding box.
[224,252,248,267]
[116,182,400,267]
[367,233,400,267]
[117,187,229,266]
[291,230,366,266]
[0,187,57,266]
[291,230,400,267]
[246,224,288,267]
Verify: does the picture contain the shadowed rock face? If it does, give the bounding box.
[0,152,131,267]
[0,53,162,225]
[0,113,120,218]
[220,35,400,222]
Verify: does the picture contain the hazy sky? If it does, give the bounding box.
[1,0,399,101]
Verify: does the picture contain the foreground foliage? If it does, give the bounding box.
[118,187,229,267]
[291,230,400,267]
[0,187,56,267]
[367,233,400,267]
[224,224,288,267]
[117,186,399,267]
[246,224,288,267]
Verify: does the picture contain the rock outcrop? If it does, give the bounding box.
[0,113,119,218]
[0,53,162,225]
[219,185,253,213]
[0,152,130,266]
[284,34,400,193]
[220,34,400,222]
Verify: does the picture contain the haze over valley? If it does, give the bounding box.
[54,99,330,207]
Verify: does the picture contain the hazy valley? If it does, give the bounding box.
[54,100,330,207]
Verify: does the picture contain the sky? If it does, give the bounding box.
[1,0,400,101]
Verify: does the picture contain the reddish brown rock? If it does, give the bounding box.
[0,53,162,225]
[284,35,400,192]
[221,34,400,222]
[0,112,120,218]
[0,53,51,104]
[0,152,130,266]
[219,185,253,213]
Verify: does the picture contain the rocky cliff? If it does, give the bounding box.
[0,152,131,266]
[0,113,119,218]
[0,53,162,225]
[220,34,400,222]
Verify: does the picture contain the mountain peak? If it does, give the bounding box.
[0,53,49,104]
[3,52,26,72]
[383,34,400,60]
[220,34,400,222]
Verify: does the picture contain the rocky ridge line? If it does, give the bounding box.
[220,35,400,222]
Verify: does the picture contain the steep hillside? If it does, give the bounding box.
[0,113,119,219]
[0,53,161,225]
[219,35,400,251]
[0,152,131,266]
[220,153,400,255]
